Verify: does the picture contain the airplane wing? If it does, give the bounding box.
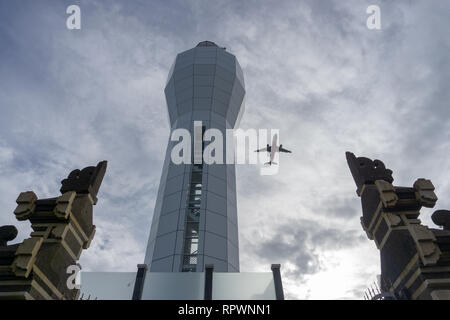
[279,147,292,153]
[255,146,271,152]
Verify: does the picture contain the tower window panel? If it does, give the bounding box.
[183,255,198,266]
[183,237,198,254]
[191,173,202,183]
[181,126,206,272]
[187,213,199,223]
[189,195,201,202]
[185,222,199,236]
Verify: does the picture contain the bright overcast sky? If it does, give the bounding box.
[1,0,449,299]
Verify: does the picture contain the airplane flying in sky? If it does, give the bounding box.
[255,133,292,165]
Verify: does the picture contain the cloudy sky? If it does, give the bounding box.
[1,0,449,299]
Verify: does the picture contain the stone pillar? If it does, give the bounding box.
[0,161,107,300]
[346,152,450,300]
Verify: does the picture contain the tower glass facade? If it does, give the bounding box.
[144,41,245,272]
[79,42,283,300]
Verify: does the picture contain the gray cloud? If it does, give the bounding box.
[245,218,365,279]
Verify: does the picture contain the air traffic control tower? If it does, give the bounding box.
[144,40,245,273]
[80,42,284,300]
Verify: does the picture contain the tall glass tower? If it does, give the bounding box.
[80,42,282,300]
[144,41,245,272]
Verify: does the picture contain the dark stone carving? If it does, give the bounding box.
[0,161,107,300]
[347,152,450,300]
[432,210,450,231]
[346,152,394,196]
[60,161,107,203]
[0,226,18,247]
